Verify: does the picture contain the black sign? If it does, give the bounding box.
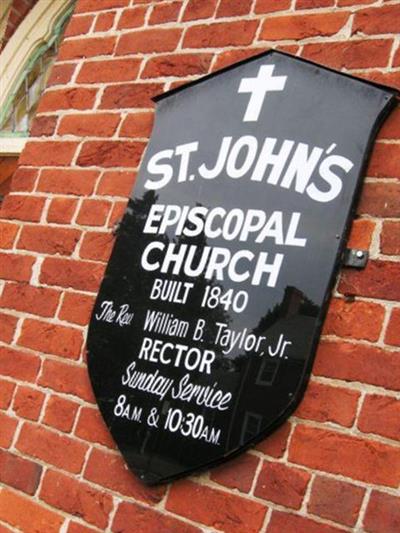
[87,51,397,485]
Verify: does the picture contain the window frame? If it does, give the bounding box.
[0,0,74,155]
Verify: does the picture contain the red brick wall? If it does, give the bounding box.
[0,0,399,531]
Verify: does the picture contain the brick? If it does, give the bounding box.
[339,260,400,301]
[296,381,359,427]
[0,252,34,282]
[64,14,94,37]
[38,169,99,196]
[77,58,141,83]
[47,198,78,224]
[77,141,145,168]
[297,0,334,8]
[255,0,291,13]
[117,6,147,29]
[358,394,400,441]
[210,453,259,493]
[323,298,384,342]
[0,380,15,410]
[289,425,400,486]
[7,0,30,14]
[364,491,400,533]
[13,386,45,421]
[40,257,105,292]
[353,5,400,35]
[100,83,163,109]
[386,308,400,347]
[13,0,32,15]
[0,346,40,382]
[166,481,267,533]
[182,0,218,21]
[0,222,18,248]
[18,319,83,360]
[68,523,98,533]
[0,160,16,197]
[149,2,182,25]
[254,461,310,509]
[381,221,400,255]
[58,36,116,60]
[367,144,400,179]
[74,407,115,448]
[19,141,78,166]
[120,112,154,139]
[0,195,44,222]
[75,0,129,12]
[47,63,77,87]
[337,0,374,5]
[59,292,95,326]
[0,489,63,533]
[302,39,393,69]
[308,476,364,527]
[378,106,400,140]
[315,340,400,391]
[43,396,79,433]
[142,53,212,78]
[9,168,38,192]
[79,231,114,261]
[0,283,60,317]
[58,113,121,137]
[76,199,112,226]
[84,447,165,503]
[94,11,115,32]
[0,449,42,495]
[97,170,136,196]
[268,510,344,533]
[256,421,292,457]
[347,218,375,250]
[0,313,17,343]
[17,423,88,473]
[112,502,200,533]
[154,79,184,90]
[38,360,95,403]
[116,28,181,54]
[108,200,128,227]
[37,88,97,112]
[184,20,259,48]
[17,226,81,256]
[213,48,265,71]
[30,115,58,137]
[216,0,252,17]
[0,412,18,448]
[260,12,349,40]
[40,470,113,529]
[358,70,400,91]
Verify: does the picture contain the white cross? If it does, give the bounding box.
[238,64,287,122]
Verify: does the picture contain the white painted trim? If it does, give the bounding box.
[0,0,71,111]
[0,136,28,155]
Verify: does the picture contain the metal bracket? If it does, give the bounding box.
[342,248,369,269]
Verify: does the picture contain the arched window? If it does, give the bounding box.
[0,0,75,200]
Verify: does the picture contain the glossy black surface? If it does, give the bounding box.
[87,51,397,485]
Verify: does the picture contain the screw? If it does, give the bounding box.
[356,250,364,258]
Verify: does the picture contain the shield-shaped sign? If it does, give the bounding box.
[87,51,397,485]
